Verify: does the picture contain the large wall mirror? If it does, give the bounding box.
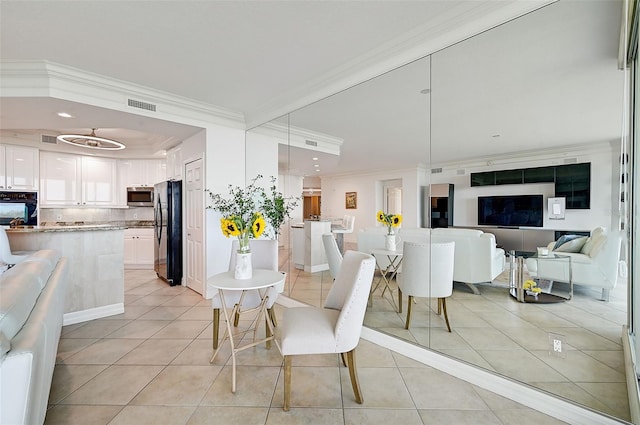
[248,1,628,421]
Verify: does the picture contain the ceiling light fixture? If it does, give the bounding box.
[57,112,73,118]
[57,129,125,150]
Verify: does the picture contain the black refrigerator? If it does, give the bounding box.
[154,180,182,286]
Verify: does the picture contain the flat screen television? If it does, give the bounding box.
[477,195,543,227]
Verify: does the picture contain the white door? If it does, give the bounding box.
[185,158,204,294]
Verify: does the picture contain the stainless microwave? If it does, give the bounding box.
[127,187,154,207]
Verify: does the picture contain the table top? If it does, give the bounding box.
[371,249,403,256]
[206,269,285,291]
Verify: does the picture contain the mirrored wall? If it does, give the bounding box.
[247,1,628,420]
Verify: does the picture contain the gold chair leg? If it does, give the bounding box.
[437,298,442,315]
[340,352,347,367]
[265,317,272,349]
[233,309,240,327]
[268,307,278,327]
[404,295,413,329]
[346,349,363,404]
[398,288,403,314]
[212,308,220,349]
[283,355,292,411]
[441,297,451,332]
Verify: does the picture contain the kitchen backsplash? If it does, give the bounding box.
[40,207,154,225]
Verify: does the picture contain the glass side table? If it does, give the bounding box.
[508,250,572,303]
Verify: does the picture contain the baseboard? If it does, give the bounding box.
[63,303,125,326]
[623,325,640,424]
[361,327,625,425]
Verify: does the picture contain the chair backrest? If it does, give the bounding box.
[400,241,455,299]
[323,250,375,353]
[229,239,278,271]
[345,215,355,233]
[322,233,343,279]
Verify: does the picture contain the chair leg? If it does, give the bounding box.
[404,295,413,329]
[398,288,403,314]
[340,352,347,367]
[212,308,220,349]
[437,298,442,315]
[440,297,451,333]
[345,349,363,404]
[283,355,292,411]
[268,307,278,327]
[233,308,240,327]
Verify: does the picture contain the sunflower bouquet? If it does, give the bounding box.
[207,176,266,253]
[523,279,543,296]
[376,210,402,235]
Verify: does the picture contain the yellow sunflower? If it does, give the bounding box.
[376,210,386,224]
[220,218,240,237]
[390,215,402,227]
[252,214,266,238]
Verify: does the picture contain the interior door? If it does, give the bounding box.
[185,158,204,294]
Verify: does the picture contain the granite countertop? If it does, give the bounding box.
[6,220,153,233]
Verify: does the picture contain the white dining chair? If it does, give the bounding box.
[322,233,343,280]
[397,241,455,331]
[0,227,31,266]
[280,250,375,411]
[211,239,283,349]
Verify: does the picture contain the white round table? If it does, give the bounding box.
[207,269,285,393]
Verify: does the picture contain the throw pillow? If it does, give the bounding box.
[587,233,607,258]
[553,234,585,251]
[554,236,588,253]
[581,227,607,255]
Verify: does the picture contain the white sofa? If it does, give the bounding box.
[0,250,68,425]
[525,227,621,301]
[357,227,505,294]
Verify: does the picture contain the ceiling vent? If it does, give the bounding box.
[564,157,578,164]
[127,99,156,112]
[457,169,466,175]
[305,140,318,147]
[431,167,442,174]
[41,135,58,144]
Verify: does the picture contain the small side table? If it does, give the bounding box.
[370,249,403,311]
[508,251,572,303]
[207,269,285,393]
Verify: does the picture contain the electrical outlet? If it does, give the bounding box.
[56,214,62,221]
[549,333,566,358]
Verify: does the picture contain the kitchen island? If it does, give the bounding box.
[291,220,331,273]
[7,224,126,325]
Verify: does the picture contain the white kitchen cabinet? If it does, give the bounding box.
[0,144,39,191]
[124,228,155,269]
[166,145,183,180]
[117,159,166,206]
[40,151,117,206]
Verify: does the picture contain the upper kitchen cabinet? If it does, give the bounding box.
[117,159,166,206]
[0,144,39,191]
[40,151,117,207]
[166,145,182,180]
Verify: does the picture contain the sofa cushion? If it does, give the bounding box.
[0,270,42,342]
[581,227,606,255]
[554,236,588,253]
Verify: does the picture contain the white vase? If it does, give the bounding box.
[234,252,253,279]
[385,234,397,251]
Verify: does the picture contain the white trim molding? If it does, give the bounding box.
[63,303,124,326]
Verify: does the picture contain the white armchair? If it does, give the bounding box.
[280,250,375,411]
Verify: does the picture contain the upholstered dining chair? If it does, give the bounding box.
[397,241,455,331]
[280,250,375,411]
[0,227,31,266]
[211,239,283,349]
[322,233,343,280]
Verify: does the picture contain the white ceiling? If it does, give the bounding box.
[0,0,625,176]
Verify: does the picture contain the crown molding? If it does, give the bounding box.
[245,0,556,128]
[0,60,246,130]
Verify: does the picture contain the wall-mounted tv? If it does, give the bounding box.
[478,195,543,227]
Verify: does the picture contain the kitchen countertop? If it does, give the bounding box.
[6,224,128,233]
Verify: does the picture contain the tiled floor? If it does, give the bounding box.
[47,269,574,425]
[285,246,630,422]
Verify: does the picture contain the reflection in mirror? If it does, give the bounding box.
[252,1,628,421]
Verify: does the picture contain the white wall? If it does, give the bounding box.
[321,167,422,246]
[430,142,617,232]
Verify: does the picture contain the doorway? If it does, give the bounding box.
[185,158,204,295]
